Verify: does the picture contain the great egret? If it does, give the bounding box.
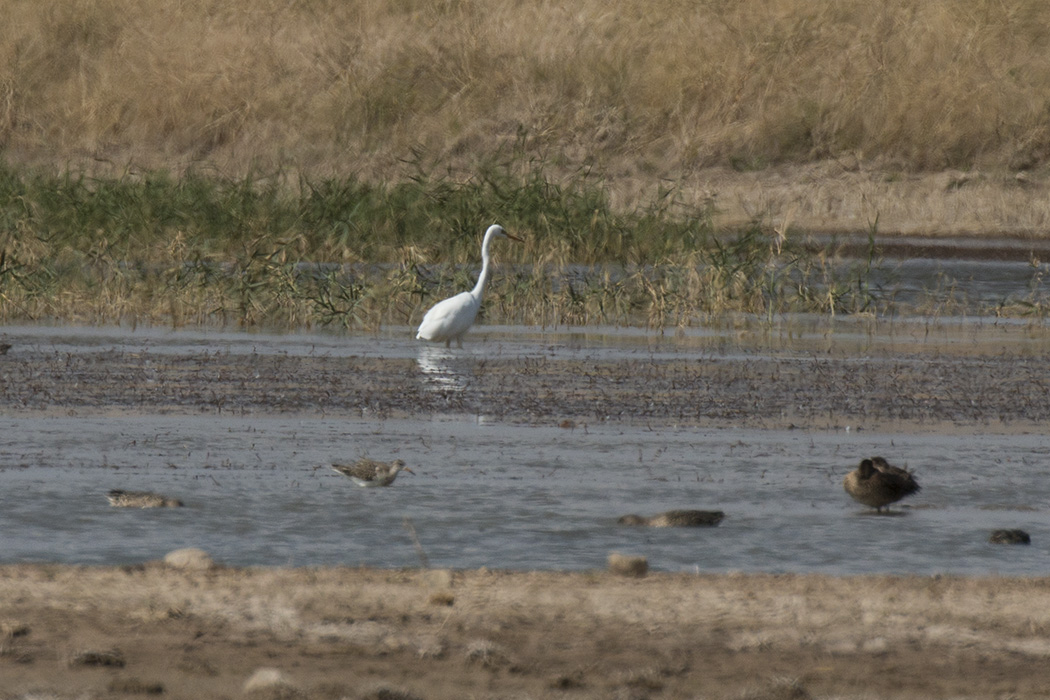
[416,224,522,348]
[331,458,414,487]
[843,456,920,512]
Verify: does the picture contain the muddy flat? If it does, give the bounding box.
[2,323,1050,699]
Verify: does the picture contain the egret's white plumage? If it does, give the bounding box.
[416,224,521,348]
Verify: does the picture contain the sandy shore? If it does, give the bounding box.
[3,563,1050,700]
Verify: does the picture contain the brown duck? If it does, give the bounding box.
[843,457,920,512]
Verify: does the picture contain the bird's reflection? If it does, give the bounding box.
[417,345,472,393]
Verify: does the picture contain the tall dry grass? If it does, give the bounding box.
[3,0,1050,185]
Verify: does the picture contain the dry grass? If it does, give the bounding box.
[4,0,1050,189]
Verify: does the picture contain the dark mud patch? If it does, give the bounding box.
[1,341,1048,431]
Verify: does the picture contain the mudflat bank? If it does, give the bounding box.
[2,564,1049,700]
[1,323,1050,432]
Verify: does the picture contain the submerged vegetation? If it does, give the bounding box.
[1,159,1047,331]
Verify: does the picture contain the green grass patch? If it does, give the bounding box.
[0,159,931,330]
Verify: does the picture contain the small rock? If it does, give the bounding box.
[244,667,286,690]
[608,552,648,578]
[359,686,425,700]
[243,667,301,697]
[741,676,812,700]
[108,677,165,694]
[163,547,215,570]
[0,621,30,638]
[989,529,1031,545]
[428,591,455,606]
[549,672,585,689]
[71,648,126,667]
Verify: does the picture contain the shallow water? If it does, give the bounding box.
[3,314,1050,575]
[4,251,1050,574]
[2,406,1049,575]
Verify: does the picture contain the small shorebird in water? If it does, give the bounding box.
[843,457,920,513]
[331,458,414,487]
[107,489,184,508]
[618,510,725,527]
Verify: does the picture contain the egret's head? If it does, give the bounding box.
[486,224,523,242]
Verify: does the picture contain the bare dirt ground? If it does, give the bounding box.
[3,564,1050,700]
[2,329,1050,699]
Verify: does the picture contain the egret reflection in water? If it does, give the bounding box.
[417,345,472,392]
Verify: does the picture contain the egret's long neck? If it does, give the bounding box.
[470,231,494,298]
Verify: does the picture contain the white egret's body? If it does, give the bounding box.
[416,224,520,348]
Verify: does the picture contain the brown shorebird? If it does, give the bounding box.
[617,509,725,527]
[843,457,920,513]
[107,489,184,508]
[331,458,414,487]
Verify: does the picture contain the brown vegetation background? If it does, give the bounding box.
[5,0,1050,181]
[7,0,1050,237]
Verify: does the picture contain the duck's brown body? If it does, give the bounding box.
[843,457,920,512]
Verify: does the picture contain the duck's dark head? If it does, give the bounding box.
[857,459,877,477]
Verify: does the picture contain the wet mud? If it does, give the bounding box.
[2,331,1050,431]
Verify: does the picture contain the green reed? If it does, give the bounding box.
[0,158,990,330]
